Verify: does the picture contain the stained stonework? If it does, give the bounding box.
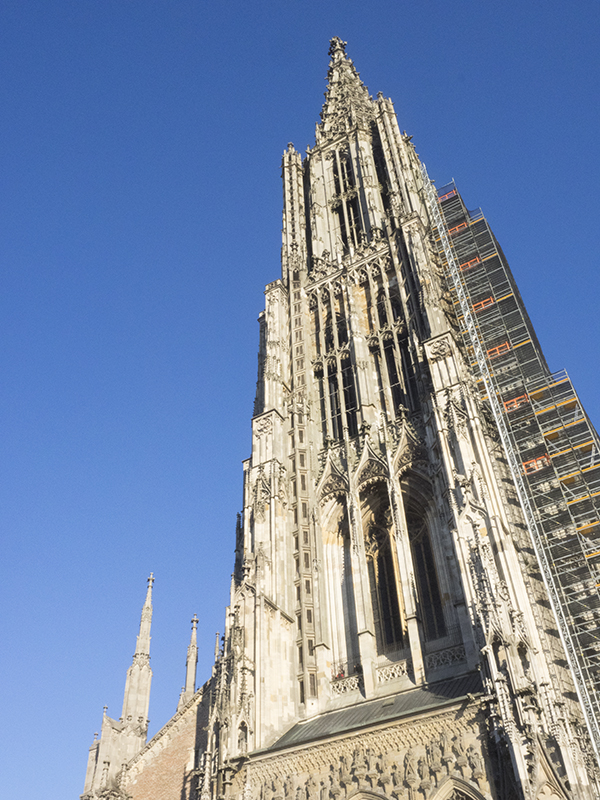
[83,38,599,800]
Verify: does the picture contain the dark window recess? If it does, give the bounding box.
[342,361,358,437]
[307,609,313,624]
[377,291,388,326]
[336,205,349,251]
[299,679,305,704]
[409,516,446,641]
[347,196,362,248]
[298,645,303,667]
[400,338,418,411]
[389,286,403,321]
[313,308,322,356]
[324,310,335,352]
[328,368,343,440]
[305,579,311,594]
[384,344,405,412]
[336,313,348,346]
[309,673,317,697]
[308,638,314,656]
[303,552,310,569]
[371,123,392,222]
[366,537,404,651]
[318,378,328,439]
[363,485,404,655]
[332,154,342,194]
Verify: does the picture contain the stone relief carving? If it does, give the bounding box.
[247,706,488,800]
[427,338,452,362]
[254,416,273,439]
[252,467,271,524]
[319,473,348,506]
[357,458,388,490]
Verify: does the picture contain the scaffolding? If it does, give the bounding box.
[421,165,600,762]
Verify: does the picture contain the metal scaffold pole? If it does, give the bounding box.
[420,161,600,764]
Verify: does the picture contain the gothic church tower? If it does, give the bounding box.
[83,39,600,800]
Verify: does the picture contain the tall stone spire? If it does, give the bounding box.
[316,37,373,144]
[178,614,199,709]
[121,573,153,729]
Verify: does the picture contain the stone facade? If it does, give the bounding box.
[82,39,599,800]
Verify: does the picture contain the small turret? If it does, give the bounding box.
[177,615,199,709]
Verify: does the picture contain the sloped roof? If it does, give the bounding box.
[266,673,483,752]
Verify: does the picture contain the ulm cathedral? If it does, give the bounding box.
[82,39,600,800]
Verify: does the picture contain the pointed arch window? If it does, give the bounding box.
[362,487,404,653]
[408,513,446,641]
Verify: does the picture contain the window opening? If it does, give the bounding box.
[328,367,343,440]
[377,290,388,326]
[341,361,358,437]
[363,487,404,653]
[408,513,446,641]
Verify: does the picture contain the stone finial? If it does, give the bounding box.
[329,37,347,60]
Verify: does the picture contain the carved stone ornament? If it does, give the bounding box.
[357,458,388,490]
[253,469,271,524]
[427,338,452,362]
[319,472,348,505]
[254,416,273,439]
[247,705,487,800]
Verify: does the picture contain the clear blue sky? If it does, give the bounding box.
[0,2,598,797]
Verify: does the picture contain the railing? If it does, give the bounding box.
[330,660,363,695]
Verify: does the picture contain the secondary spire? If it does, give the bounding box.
[121,574,154,728]
[177,614,199,710]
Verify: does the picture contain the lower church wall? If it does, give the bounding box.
[239,703,501,800]
[125,691,209,800]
